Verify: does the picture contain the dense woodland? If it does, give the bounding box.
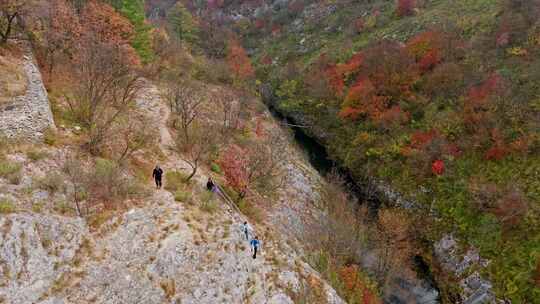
[1,0,539,303]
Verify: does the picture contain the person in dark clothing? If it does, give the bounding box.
[243,221,249,241]
[250,236,260,259]
[206,177,215,192]
[152,165,163,189]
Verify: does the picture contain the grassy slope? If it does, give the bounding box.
[242,0,540,302]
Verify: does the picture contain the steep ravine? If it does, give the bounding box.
[263,92,501,304]
[267,103,441,304]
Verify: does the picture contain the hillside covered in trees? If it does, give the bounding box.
[1,0,539,303]
[152,0,540,302]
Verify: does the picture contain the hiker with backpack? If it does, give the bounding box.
[152,165,163,189]
[250,236,261,259]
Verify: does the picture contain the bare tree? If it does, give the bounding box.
[63,155,87,217]
[210,89,248,139]
[67,39,142,155]
[164,81,205,144]
[115,114,156,164]
[174,121,217,181]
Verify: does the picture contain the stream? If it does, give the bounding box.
[267,105,441,304]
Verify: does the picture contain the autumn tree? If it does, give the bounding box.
[219,130,286,199]
[227,38,254,81]
[39,0,82,75]
[67,39,142,155]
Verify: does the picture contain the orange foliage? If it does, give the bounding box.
[338,265,380,304]
[81,0,139,65]
[227,39,255,80]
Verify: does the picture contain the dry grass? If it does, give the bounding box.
[0,54,26,104]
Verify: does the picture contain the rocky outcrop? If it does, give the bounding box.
[0,214,87,304]
[0,52,55,141]
[435,235,503,304]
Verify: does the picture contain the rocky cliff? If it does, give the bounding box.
[0,48,55,142]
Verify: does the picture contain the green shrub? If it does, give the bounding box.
[0,161,22,184]
[43,127,57,146]
[0,199,15,214]
[174,190,191,203]
[164,171,188,192]
[27,149,49,162]
[210,163,222,174]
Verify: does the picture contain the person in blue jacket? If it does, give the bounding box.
[250,236,260,259]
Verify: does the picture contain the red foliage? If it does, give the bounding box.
[219,145,249,194]
[468,74,503,102]
[345,77,375,104]
[254,18,266,29]
[396,0,415,17]
[484,128,509,160]
[484,145,508,161]
[406,31,443,72]
[227,39,255,80]
[375,105,409,127]
[261,55,272,65]
[443,143,462,157]
[491,190,528,229]
[432,160,445,175]
[337,52,364,77]
[339,106,364,120]
[410,129,438,150]
[326,65,345,96]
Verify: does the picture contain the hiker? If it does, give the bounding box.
[250,236,260,259]
[152,165,163,189]
[206,177,215,192]
[242,221,250,241]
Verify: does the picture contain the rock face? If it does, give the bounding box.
[0,52,55,141]
[434,235,502,304]
[0,214,87,304]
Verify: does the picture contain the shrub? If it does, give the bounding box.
[210,163,222,174]
[35,172,65,194]
[27,149,49,161]
[0,161,22,184]
[0,199,15,214]
[32,202,43,213]
[43,127,57,146]
[87,158,147,208]
[164,171,189,192]
[174,190,191,203]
